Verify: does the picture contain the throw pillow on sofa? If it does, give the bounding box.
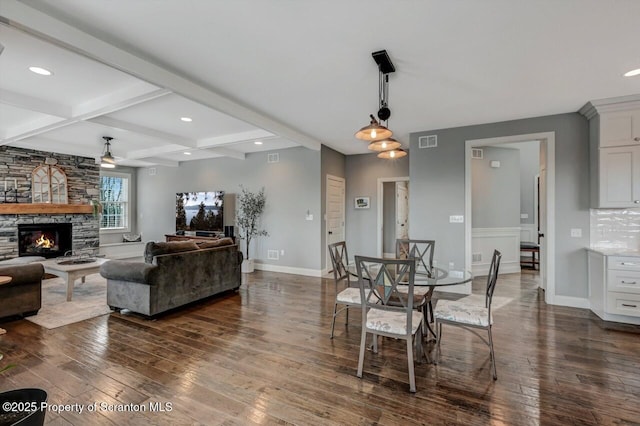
[144,241,199,263]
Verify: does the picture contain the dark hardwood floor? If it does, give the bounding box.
[1,270,639,425]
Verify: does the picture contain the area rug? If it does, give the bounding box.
[26,274,111,329]
[455,294,513,310]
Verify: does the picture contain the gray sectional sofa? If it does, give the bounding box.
[100,238,243,316]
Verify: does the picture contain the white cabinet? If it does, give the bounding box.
[600,110,640,148]
[588,250,640,324]
[580,96,640,208]
[598,145,640,207]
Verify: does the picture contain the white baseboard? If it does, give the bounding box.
[599,312,640,325]
[254,262,323,277]
[551,295,590,309]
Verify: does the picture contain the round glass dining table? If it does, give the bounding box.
[347,262,473,339]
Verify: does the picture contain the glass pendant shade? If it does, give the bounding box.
[355,114,392,141]
[368,137,402,152]
[377,148,407,159]
[100,137,116,168]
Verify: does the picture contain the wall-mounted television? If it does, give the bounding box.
[176,191,224,233]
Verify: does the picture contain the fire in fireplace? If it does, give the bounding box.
[18,223,72,258]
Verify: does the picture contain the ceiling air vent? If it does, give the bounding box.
[267,153,279,163]
[418,135,437,149]
[472,148,483,159]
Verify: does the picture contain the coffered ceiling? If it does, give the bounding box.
[1,0,639,167]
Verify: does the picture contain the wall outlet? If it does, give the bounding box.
[490,160,501,168]
[280,250,285,256]
[305,213,313,221]
[570,228,582,238]
[472,253,482,262]
[449,215,464,223]
[520,213,529,219]
[148,167,156,176]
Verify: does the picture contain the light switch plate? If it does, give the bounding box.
[570,228,582,238]
[449,215,464,223]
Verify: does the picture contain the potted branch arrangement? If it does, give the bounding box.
[0,353,47,426]
[235,186,268,273]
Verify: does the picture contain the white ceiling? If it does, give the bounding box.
[1,0,639,167]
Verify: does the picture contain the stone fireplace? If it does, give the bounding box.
[0,146,100,260]
[18,223,73,258]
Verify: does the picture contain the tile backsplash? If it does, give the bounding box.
[590,208,640,250]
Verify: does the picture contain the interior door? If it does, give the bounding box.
[396,181,409,240]
[326,175,346,270]
[539,164,547,291]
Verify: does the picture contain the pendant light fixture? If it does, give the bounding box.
[377,148,407,159]
[367,137,402,152]
[100,136,116,169]
[355,114,392,141]
[355,50,406,159]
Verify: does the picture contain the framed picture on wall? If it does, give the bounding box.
[354,196,370,209]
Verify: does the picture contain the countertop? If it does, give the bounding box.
[586,247,640,257]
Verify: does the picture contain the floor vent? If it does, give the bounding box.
[267,153,279,163]
[472,148,483,159]
[267,250,279,260]
[418,135,437,148]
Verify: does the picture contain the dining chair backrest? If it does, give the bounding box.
[396,239,435,277]
[328,241,351,287]
[355,255,417,335]
[486,249,502,314]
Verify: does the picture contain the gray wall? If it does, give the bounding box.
[100,165,139,245]
[345,152,409,258]
[320,145,346,269]
[383,182,396,253]
[517,141,540,225]
[471,146,520,228]
[411,113,590,298]
[137,147,322,270]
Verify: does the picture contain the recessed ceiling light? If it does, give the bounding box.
[28,66,52,76]
[254,141,263,145]
[624,68,640,77]
[183,152,192,155]
[180,117,193,122]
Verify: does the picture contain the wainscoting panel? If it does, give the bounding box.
[520,224,537,243]
[472,227,520,276]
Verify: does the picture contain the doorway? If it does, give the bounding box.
[465,132,556,304]
[326,175,345,271]
[377,177,409,257]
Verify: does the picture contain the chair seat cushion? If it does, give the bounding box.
[434,300,492,327]
[336,287,361,304]
[366,308,423,335]
[520,241,539,250]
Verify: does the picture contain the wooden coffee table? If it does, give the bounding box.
[40,258,108,301]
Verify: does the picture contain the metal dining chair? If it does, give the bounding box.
[434,249,502,380]
[355,255,425,393]
[328,241,361,338]
[395,239,436,328]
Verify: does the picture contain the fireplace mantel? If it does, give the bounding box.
[0,203,93,215]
